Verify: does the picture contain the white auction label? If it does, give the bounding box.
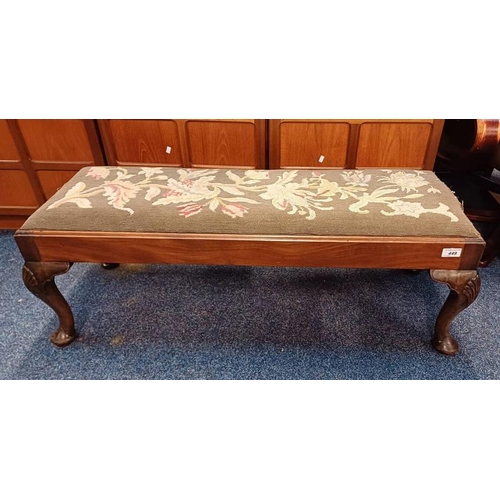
[166,146,172,154]
[441,248,462,257]
[318,155,325,163]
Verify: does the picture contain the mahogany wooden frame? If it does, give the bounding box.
[15,228,485,355]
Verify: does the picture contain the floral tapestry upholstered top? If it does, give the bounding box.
[21,167,480,238]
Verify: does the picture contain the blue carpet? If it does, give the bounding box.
[1,229,499,379]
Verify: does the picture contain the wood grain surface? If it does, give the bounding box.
[107,119,183,166]
[0,120,21,162]
[36,171,82,199]
[100,119,266,170]
[0,171,39,207]
[279,122,350,168]
[185,120,258,168]
[355,122,432,168]
[15,230,485,271]
[0,120,104,229]
[17,120,95,162]
[270,120,445,170]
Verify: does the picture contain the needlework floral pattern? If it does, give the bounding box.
[46,167,459,222]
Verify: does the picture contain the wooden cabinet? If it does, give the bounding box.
[0,120,43,228]
[1,118,445,229]
[99,119,266,169]
[269,119,444,170]
[0,120,104,228]
[17,119,105,199]
[101,120,184,167]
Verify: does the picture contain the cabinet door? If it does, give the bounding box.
[0,120,105,228]
[274,121,351,168]
[101,119,183,167]
[355,122,435,168]
[17,119,105,199]
[99,119,266,169]
[184,120,265,169]
[269,119,444,170]
[0,120,41,227]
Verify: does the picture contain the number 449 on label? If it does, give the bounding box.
[441,248,462,258]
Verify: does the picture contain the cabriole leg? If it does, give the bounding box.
[429,269,481,355]
[22,262,77,347]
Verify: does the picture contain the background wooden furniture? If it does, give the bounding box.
[0,119,445,229]
[98,119,266,170]
[269,119,444,170]
[435,119,500,265]
[0,120,104,229]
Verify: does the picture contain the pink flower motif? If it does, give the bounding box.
[312,171,322,177]
[86,167,110,180]
[163,188,183,198]
[102,180,140,214]
[177,203,203,218]
[221,203,249,218]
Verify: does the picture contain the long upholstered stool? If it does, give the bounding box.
[15,166,485,355]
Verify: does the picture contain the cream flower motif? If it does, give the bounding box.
[153,175,217,205]
[139,167,164,178]
[102,180,141,214]
[86,167,110,180]
[178,169,213,181]
[380,172,429,192]
[316,177,365,200]
[45,167,462,223]
[341,171,372,186]
[260,180,333,220]
[245,170,270,180]
[383,200,426,218]
[260,182,302,207]
[381,200,459,221]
